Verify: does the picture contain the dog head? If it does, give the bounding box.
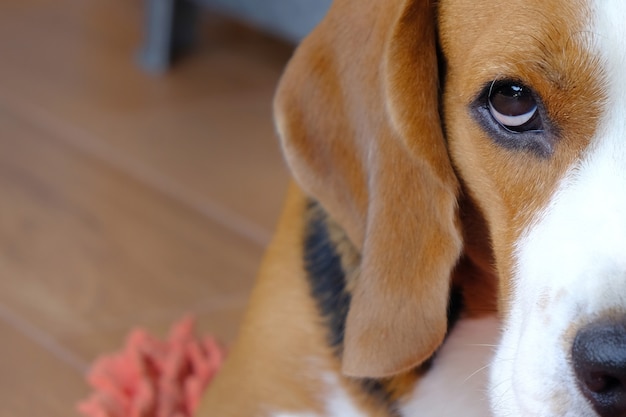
[275,0,626,416]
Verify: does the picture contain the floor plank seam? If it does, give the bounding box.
[0,93,273,248]
[67,293,251,337]
[0,301,89,375]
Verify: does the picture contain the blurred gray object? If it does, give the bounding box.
[139,0,333,73]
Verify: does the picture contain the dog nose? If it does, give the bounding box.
[572,319,626,417]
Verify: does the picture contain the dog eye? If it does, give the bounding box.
[488,82,543,132]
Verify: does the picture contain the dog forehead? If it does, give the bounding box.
[438,0,591,38]
[435,0,613,295]
[438,0,596,84]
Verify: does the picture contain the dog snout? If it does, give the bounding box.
[572,318,626,417]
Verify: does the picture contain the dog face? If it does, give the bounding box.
[441,1,626,416]
[275,0,626,416]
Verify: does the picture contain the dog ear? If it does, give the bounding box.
[274,0,462,378]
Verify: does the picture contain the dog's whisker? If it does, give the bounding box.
[463,364,491,384]
[465,343,498,348]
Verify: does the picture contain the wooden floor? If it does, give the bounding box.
[0,0,292,415]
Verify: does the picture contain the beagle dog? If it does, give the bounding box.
[200,0,626,416]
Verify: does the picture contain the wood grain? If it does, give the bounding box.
[0,0,292,414]
[0,319,86,417]
[0,109,261,339]
[0,0,292,243]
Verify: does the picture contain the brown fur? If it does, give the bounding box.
[200,0,606,415]
[439,0,605,307]
[276,0,462,379]
[199,185,392,416]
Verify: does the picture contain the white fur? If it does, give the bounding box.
[275,7,626,417]
[401,316,498,417]
[321,373,367,417]
[489,2,626,416]
[270,373,366,417]
[271,317,498,417]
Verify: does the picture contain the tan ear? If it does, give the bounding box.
[274,0,462,378]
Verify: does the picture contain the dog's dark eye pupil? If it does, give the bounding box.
[492,85,534,115]
[488,82,542,133]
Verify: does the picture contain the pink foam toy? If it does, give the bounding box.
[77,316,226,417]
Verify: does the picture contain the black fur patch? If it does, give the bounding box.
[447,285,465,332]
[303,200,465,412]
[304,201,464,353]
[303,201,352,351]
